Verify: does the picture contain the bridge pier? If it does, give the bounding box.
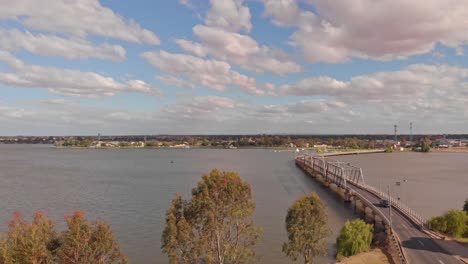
[344,190,352,203]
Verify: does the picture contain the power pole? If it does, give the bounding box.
[388,185,392,231]
[394,124,398,142]
[409,122,413,143]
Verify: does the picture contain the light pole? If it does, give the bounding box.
[388,185,392,231]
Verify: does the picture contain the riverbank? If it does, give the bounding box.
[433,147,468,153]
[337,248,390,264]
[320,149,386,156]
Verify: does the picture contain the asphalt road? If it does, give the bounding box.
[356,188,462,264]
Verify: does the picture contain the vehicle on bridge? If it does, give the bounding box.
[380,199,390,208]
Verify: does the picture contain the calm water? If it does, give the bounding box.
[335,152,468,219]
[0,145,356,264]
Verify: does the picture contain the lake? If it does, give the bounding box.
[335,152,468,219]
[0,145,355,263]
[0,145,465,263]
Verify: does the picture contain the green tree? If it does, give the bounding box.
[162,169,261,264]
[421,138,432,152]
[336,219,373,259]
[57,211,127,264]
[282,193,330,264]
[0,211,58,264]
[429,210,468,238]
[0,211,125,264]
[161,194,199,264]
[463,199,468,213]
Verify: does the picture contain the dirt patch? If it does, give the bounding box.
[336,248,391,264]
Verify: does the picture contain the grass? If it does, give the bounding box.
[337,248,390,264]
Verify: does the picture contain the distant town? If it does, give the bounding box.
[1,134,468,152]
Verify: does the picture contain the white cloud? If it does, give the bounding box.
[279,63,468,116]
[179,25,301,74]
[0,0,159,44]
[156,75,196,89]
[263,0,468,63]
[205,0,252,33]
[176,39,207,57]
[0,29,126,61]
[0,51,162,97]
[279,76,347,96]
[142,50,265,95]
[176,0,301,75]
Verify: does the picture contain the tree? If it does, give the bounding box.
[463,199,468,213]
[282,193,330,264]
[57,211,127,264]
[162,169,261,264]
[421,137,432,152]
[0,211,58,264]
[336,219,373,259]
[161,194,199,264]
[429,210,468,238]
[0,211,125,264]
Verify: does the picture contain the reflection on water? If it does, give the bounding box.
[0,145,357,263]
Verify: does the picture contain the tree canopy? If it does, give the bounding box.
[463,199,468,214]
[336,219,373,259]
[430,210,468,238]
[0,211,126,264]
[282,193,330,264]
[162,169,261,264]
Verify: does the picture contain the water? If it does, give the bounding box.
[335,152,468,219]
[0,145,356,264]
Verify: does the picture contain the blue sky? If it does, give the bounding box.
[0,0,467,135]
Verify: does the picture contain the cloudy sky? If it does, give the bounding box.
[0,0,467,135]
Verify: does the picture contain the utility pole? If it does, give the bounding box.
[394,124,398,142]
[409,122,413,143]
[388,185,392,231]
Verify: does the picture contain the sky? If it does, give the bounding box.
[0,0,467,135]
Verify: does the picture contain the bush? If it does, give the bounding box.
[336,219,373,259]
[430,210,468,238]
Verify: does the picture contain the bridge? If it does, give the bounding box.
[295,154,464,264]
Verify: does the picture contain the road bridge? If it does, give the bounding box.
[295,154,463,264]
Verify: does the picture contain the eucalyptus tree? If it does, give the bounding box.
[282,193,330,264]
[162,169,261,264]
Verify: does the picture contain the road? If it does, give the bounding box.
[356,187,462,264]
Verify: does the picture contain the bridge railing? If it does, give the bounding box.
[297,155,427,228]
[295,155,408,263]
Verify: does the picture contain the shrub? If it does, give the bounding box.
[430,210,468,238]
[336,219,373,259]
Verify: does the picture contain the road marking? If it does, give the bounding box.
[438,260,445,264]
[417,240,424,247]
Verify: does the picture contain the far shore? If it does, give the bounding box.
[432,147,468,153]
[49,145,468,154]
